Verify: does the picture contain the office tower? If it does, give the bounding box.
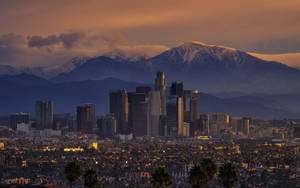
[10,112,30,130]
[183,122,190,137]
[231,117,250,137]
[199,113,210,136]
[109,89,129,134]
[242,117,250,137]
[166,96,184,136]
[136,86,152,96]
[212,112,229,135]
[36,101,53,130]
[76,103,95,133]
[191,113,209,137]
[53,113,71,130]
[97,113,116,138]
[231,116,242,134]
[170,81,184,97]
[147,91,161,136]
[128,93,148,137]
[183,90,199,122]
[155,72,167,116]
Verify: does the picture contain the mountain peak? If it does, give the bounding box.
[178,41,237,51]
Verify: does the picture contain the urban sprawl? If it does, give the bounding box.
[0,72,299,187]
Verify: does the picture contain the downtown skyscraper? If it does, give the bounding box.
[76,103,95,133]
[155,72,167,116]
[109,89,129,134]
[36,101,53,130]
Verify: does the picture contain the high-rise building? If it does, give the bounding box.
[170,81,184,97]
[230,117,250,137]
[10,112,30,130]
[166,96,184,136]
[147,91,161,136]
[231,116,242,134]
[97,113,116,138]
[36,101,53,130]
[109,89,129,134]
[183,90,199,122]
[155,72,167,116]
[136,86,152,96]
[128,93,148,137]
[191,113,209,137]
[211,112,229,136]
[76,104,95,133]
[242,117,250,137]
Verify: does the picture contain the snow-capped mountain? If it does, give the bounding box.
[51,41,300,94]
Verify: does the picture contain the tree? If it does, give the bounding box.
[200,158,217,183]
[188,164,209,188]
[84,169,99,188]
[151,167,173,188]
[218,162,238,188]
[64,161,81,188]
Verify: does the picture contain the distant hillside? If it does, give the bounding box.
[52,41,300,94]
[0,74,299,119]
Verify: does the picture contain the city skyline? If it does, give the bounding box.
[0,1,300,187]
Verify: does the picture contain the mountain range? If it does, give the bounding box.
[52,41,300,94]
[1,41,300,118]
[0,73,299,119]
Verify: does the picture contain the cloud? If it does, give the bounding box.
[1,0,299,54]
[0,32,169,68]
[27,32,85,49]
[250,52,300,70]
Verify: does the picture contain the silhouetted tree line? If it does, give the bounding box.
[64,158,238,188]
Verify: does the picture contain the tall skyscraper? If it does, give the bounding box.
[212,112,229,136]
[166,96,184,136]
[147,91,161,136]
[128,92,148,136]
[76,104,95,133]
[155,72,166,116]
[170,81,184,97]
[199,113,210,136]
[36,101,53,130]
[231,116,250,137]
[183,90,199,122]
[10,112,30,130]
[109,89,129,134]
[97,113,116,138]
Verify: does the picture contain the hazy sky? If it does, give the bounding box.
[1,0,300,67]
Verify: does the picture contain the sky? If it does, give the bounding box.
[1,0,300,68]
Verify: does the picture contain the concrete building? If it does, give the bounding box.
[97,113,116,138]
[166,96,184,136]
[147,91,161,136]
[183,90,199,122]
[170,81,184,97]
[109,89,129,134]
[36,101,53,130]
[155,72,167,116]
[211,112,229,136]
[76,103,95,133]
[10,112,30,130]
[191,113,209,137]
[231,116,250,137]
[128,93,148,137]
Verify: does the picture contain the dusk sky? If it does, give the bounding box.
[1,0,300,67]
